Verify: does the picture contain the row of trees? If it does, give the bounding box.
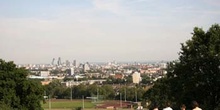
[44,80,146,102]
[144,24,220,109]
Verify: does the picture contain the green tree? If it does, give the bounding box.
[44,79,69,99]
[143,78,173,108]
[87,84,98,97]
[144,24,220,109]
[0,59,44,110]
[116,86,145,102]
[72,84,89,99]
[141,74,151,84]
[101,85,115,99]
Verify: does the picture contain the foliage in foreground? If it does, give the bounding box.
[144,24,220,110]
[0,59,44,110]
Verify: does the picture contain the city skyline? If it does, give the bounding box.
[0,0,220,64]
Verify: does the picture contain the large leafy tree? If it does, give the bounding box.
[0,59,44,110]
[143,78,173,109]
[144,24,220,109]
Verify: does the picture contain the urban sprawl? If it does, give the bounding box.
[18,57,167,87]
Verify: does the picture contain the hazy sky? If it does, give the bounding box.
[0,0,220,64]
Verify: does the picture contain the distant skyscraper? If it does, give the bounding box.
[66,60,70,67]
[58,57,61,66]
[51,58,55,65]
[73,60,76,67]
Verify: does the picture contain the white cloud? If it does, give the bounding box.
[203,0,220,7]
[92,0,123,15]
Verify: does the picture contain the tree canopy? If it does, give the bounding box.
[0,59,44,110]
[144,24,220,110]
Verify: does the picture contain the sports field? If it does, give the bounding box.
[42,99,137,110]
[42,99,95,110]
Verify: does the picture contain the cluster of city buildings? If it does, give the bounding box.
[17,57,168,86]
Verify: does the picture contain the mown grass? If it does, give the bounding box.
[42,99,95,109]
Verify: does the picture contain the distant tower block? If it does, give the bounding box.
[58,57,61,66]
[70,68,74,75]
[66,60,70,67]
[83,63,90,72]
[73,60,77,67]
[132,72,141,84]
[52,58,55,65]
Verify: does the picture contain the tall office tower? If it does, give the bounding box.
[51,58,55,65]
[58,57,61,66]
[66,60,70,67]
[73,60,76,67]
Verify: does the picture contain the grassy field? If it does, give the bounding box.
[42,99,95,110]
[42,99,138,110]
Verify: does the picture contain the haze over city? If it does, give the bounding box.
[0,0,220,64]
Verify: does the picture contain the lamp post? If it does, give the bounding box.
[124,84,127,102]
[70,81,73,101]
[120,93,122,108]
[97,86,99,102]
[82,95,85,110]
[71,87,72,101]
[135,87,137,102]
[49,94,51,110]
[123,79,127,102]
